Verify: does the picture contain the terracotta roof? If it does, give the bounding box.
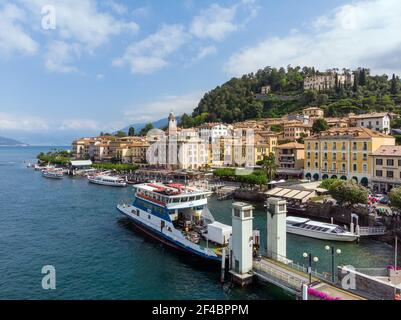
[350,112,390,119]
[306,127,392,139]
[372,145,401,156]
[275,142,305,149]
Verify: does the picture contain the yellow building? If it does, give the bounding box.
[304,127,395,186]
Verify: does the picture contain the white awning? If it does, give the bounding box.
[70,160,92,167]
[266,188,283,196]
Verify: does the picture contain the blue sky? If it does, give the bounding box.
[0,0,400,145]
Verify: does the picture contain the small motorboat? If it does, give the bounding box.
[88,175,127,187]
[286,216,359,242]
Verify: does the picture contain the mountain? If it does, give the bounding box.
[121,116,182,133]
[0,136,28,146]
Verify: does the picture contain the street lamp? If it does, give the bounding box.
[325,245,342,283]
[303,252,319,286]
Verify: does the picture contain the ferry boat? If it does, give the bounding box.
[117,183,231,262]
[286,216,359,242]
[42,168,64,179]
[88,175,127,187]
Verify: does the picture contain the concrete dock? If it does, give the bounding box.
[253,257,366,300]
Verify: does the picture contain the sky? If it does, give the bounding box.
[0,0,401,145]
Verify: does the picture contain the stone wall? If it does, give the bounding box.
[338,266,399,300]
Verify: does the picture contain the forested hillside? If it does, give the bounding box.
[180,66,401,128]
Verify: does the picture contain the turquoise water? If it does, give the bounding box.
[0,147,398,300]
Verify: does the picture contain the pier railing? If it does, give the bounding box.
[358,226,387,236]
[266,252,333,283]
[253,259,306,294]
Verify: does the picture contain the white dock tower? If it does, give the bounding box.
[229,202,254,286]
[266,197,287,262]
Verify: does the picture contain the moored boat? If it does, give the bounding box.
[286,216,359,242]
[88,175,127,187]
[117,182,231,262]
[42,168,64,179]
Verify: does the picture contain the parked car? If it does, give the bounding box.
[380,196,390,205]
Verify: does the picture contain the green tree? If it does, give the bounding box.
[328,180,368,206]
[261,153,277,182]
[140,123,154,136]
[115,131,127,138]
[312,118,329,134]
[128,127,136,136]
[389,187,401,209]
[320,178,339,190]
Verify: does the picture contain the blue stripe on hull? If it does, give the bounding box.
[117,207,221,263]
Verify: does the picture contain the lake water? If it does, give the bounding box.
[0,147,398,300]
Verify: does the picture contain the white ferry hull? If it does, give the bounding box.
[287,226,358,242]
[116,204,221,262]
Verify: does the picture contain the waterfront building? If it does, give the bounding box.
[283,121,312,141]
[371,145,401,193]
[349,112,392,134]
[93,142,112,162]
[304,127,395,186]
[72,138,93,159]
[303,72,354,91]
[274,142,305,178]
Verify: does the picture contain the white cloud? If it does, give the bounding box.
[96,73,105,80]
[103,0,127,15]
[0,4,38,56]
[190,1,259,41]
[124,92,203,123]
[190,4,238,41]
[45,41,81,73]
[0,112,49,131]
[193,45,217,62]
[23,0,139,49]
[113,24,187,74]
[225,0,401,76]
[21,0,139,72]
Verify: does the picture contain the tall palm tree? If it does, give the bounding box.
[261,153,278,182]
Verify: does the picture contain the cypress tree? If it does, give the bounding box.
[391,73,398,94]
